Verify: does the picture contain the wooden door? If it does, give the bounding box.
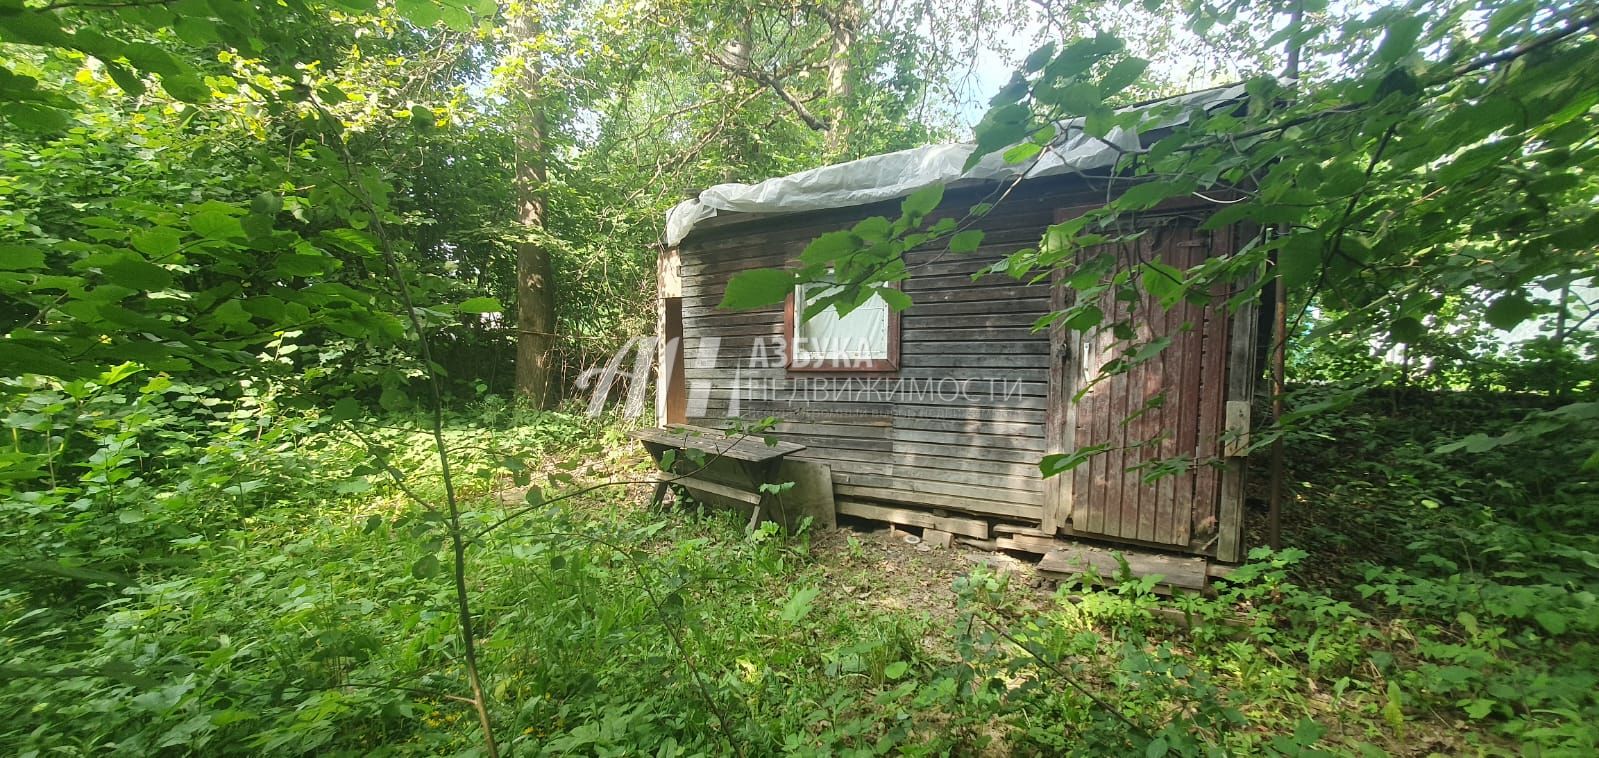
[662,297,686,424]
[1059,218,1234,549]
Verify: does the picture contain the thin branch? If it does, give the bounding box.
[702,46,830,132]
[321,114,500,758]
[36,0,172,10]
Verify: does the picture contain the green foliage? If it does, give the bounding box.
[1000,0,1599,403]
[4,0,1597,755]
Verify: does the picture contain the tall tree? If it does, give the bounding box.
[823,0,861,156]
[508,3,559,407]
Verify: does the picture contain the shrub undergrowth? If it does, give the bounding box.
[3,373,1596,755]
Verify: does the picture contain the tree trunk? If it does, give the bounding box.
[511,8,558,408]
[824,0,859,157]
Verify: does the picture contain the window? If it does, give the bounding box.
[785,281,900,372]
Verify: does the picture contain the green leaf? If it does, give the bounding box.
[1064,303,1103,331]
[1144,736,1168,758]
[330,398,362,421]
[1099,57,1148,95]
[103,62,146,96]
[101,256,172,290]
[948,230,984,254]
[0,102,70,132]
[1022,42,1055,73]
[779,585,820,623]
[1278,233,1323,290]
[121,42,182,76]
[396,0,444,27]
[720,268,795,310]
[379,385,409,411]
[900,184,945,218]
[1381,681,1405,729]
[876,287,912,312]
[321,228,379,257]
[1318,161,1367,197]
[191,210,243,240]
[1376,15,1424,64]
[1001,141,1043,164]
[1040,444,1110,477]
[250,192,283,216]
[275,253,335,277]
[1114,180,1190,211]
[523,485,544,505]
[131,227,182,257]
[458,296,502,314]
[1484,293,1535,331]
[1052,82,1102,115]
[410,104,435,130]
[989,73,1030,107]
[0,245,45,271]
[1390,316,1425,343]
[1533,610,1569,636]
[159,73,210,103]
[0,342,81,378]
[966,103,1032,169]
[411,554,441,579]
[1043,34,1121,82]
[1140,261,1184,306]
[800,230,861,266]
[883,661,909,679]
[437,0,472,31]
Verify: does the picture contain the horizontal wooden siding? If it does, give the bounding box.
[677,180,1104,524]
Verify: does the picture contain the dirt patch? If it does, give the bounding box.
[806,523,1049,629]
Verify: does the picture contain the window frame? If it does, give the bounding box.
[782,281,901,373]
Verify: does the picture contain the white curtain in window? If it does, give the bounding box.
[795,285,889,360]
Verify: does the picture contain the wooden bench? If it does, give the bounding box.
[631,425,815,530]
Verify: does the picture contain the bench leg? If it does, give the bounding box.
[649,479,670,510]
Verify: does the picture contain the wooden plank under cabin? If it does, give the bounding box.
[834,498,990,539]
[1038,543,1209,590]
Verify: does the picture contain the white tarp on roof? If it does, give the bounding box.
[664,83,1249,245]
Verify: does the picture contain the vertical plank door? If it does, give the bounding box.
[1060,217,1233,548]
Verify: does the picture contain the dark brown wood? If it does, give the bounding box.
[834,498,990,538]
[662,297,687,424]
[1043,261,1069,533]
[1217,227,1261,563]
[834,483,1040,519]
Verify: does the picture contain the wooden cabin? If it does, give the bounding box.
[650,90,1260,573]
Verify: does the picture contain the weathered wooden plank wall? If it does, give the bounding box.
[676,179,1100,525]
[673,176,1258,556]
